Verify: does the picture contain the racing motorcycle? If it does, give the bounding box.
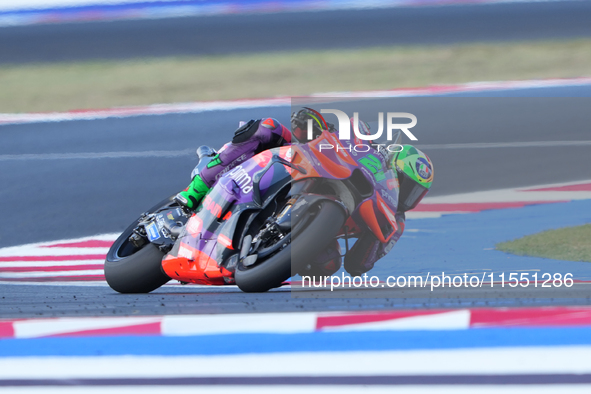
[105,130,406,293]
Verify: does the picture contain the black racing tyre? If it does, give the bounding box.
[104,195,174,293]
[234,200,346,293]
[105,243,168,293]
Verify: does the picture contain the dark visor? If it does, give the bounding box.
[397,171,429,212]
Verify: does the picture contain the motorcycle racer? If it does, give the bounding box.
[175,108,433,277]
[175,118,292,209]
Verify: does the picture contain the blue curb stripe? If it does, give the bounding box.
[2,327,591,357]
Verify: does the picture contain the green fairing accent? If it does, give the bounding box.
[360,155,388,182]
[206,154,222,169]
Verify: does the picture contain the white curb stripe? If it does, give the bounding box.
[0,269,103,278]
[320,310,471,332]
[13,317,162,339]
[161,313,318,336]
[0,149,195,161]
[0,260,104,268]
[2,347,591,379]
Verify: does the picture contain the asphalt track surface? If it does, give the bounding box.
[1,84,591,317]
[2,1,591,64]
[2,284,591,318]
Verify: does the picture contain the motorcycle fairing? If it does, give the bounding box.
[290,130,401,242]
[162,148,292,285]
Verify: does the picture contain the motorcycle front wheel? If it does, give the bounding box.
[104,196,174,294]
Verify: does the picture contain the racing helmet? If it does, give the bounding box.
[390,145,434,212]
[291,107,334,142]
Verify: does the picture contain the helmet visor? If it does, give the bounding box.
[397,171,429,212]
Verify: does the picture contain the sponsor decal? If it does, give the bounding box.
[146,222,160,241]
[380,189,398,208]
[186,216,203,237]
[387,177,399,190]
[228,165,253,194]
[178,245,194,260]
[217,234,233,250]
[203,195,223,218]
[167,212,175,220]
[155,214,169,237]
[416,157,432,181]
[261,118,277,129]
[215,154,248,181]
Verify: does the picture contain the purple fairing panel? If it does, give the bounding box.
[174,147,291,266]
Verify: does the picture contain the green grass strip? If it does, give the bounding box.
[1,39,591,113]
[497,224,591,263]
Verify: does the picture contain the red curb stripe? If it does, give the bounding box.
[0,265,103,272]
[47,322,162,338]
[0,254,106,262]
[42,240,114,248]
[0,322,15,338]
[525,183,591,192]
[470,307,591,328]
[316,311,451,330]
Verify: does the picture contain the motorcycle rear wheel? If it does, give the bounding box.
[235,200,346,293]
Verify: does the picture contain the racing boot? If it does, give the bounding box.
[174,174,210,210]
